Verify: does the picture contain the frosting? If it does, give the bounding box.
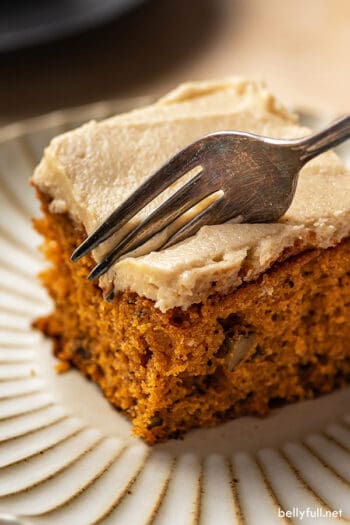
[33,78,350,311]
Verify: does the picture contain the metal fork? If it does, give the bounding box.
[71,115,350,282]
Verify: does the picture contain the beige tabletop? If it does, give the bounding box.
[0,0,348,125]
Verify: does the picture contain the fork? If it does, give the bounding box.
[71,115,350,283]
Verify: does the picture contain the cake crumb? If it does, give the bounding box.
[55,361,71,373]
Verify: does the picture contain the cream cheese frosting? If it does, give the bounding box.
[33,78,350,311]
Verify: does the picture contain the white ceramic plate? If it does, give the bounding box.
[0,101,349,525]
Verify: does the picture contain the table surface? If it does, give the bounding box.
[0,0,348,125]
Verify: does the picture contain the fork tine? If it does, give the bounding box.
[71,139,205,262]
[161,197,225,250]
[88,171,218,280]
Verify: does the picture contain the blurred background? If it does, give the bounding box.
[0,0,348,125]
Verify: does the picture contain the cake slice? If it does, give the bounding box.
[32,79,350,444]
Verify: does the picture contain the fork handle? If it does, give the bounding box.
[298,114,350,162]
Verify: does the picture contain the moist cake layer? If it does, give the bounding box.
[34,195,350,444]
[32,78,350,311]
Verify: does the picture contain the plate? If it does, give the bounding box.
[0,101,349,525]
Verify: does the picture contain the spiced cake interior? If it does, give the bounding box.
[32,79,350,444]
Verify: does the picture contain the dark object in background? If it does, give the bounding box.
[0,0,145,52]
[0,0,221,122]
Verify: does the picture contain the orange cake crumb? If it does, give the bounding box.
[33,193,350,444]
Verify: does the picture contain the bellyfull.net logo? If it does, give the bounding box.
[278,507,343,520]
